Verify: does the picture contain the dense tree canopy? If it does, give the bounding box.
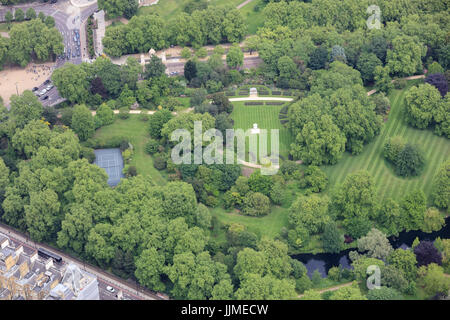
[430,160,450,210]
[386,35,426,76]
[404,84,443,129]
[289,194,330,235]
[103,7,246,56]
[330,171,378,238]
[6,18,63,67]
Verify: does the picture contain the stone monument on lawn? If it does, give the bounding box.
[251,123,260,134]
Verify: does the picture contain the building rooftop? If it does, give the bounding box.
[0,233,99,300]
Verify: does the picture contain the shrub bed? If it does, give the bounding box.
[84,135,129,149]
[86,15,95,58]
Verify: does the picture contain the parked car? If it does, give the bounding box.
[44,79,51,85]
[32,87,39,92]
[42,96,49,100]
[40,89,47,96]
[106,286,115,293]
[46,84,53,90]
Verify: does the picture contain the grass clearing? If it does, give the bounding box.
[138,0,242,19]
[217,81,449,242]
[0,21,20,33]
[322,81,450,203]
[231,101,293,161]
[211,205,289,239]
[238,0,265,35]
[173,96,191,110]
[93,115,168,186]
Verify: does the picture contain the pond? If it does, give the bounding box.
[292,217,450,278]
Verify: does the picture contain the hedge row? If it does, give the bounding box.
[84,135,129,150]
[86,15,95,58]
[244,102,264,105]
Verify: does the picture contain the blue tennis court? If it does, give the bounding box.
[94,148,125,187]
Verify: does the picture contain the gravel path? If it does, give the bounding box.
[237,0,255,9]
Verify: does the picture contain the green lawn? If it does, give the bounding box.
[138,0,185,19]
[93,115,168,186]
[231,101,293,161]
[138,0,243,19]
[174,97,191,110]
[238,0,265,35]
[322,82,450,203]
[218,82,450,242]
[211,205,289,239]
[0,21,20,32]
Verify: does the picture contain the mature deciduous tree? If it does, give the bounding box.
[414,241,442,267]
[8,92,43,135]
[289,195,330,235]
[71,104,95,141]
[242,192,271,217]
[399,189,427,232]
[430,160,450,210]
[322,221,344,253]
[331,171,378,238]
[404,83,442,129]
[52,63,91,104]
[12,120,52,158]
[417,263,450,296]
[421,207,445,233]
[226,44,244,69]
[387,35,426,76]
[387,248,418,281]
[357,228,393,260]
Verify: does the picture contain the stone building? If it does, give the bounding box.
[0,233,99,300]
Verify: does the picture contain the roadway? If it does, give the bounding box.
[0,0,98,107]
[0,222,167,300]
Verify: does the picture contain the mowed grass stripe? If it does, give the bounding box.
[364,91,402,171]
[422,138,449,198]
[323,85,450,201]
[231,102,292,161]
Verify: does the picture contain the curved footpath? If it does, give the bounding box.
[237,0,256,9]
[95,97,290,170]
[297,282,354,299]
[367,74,426,96]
